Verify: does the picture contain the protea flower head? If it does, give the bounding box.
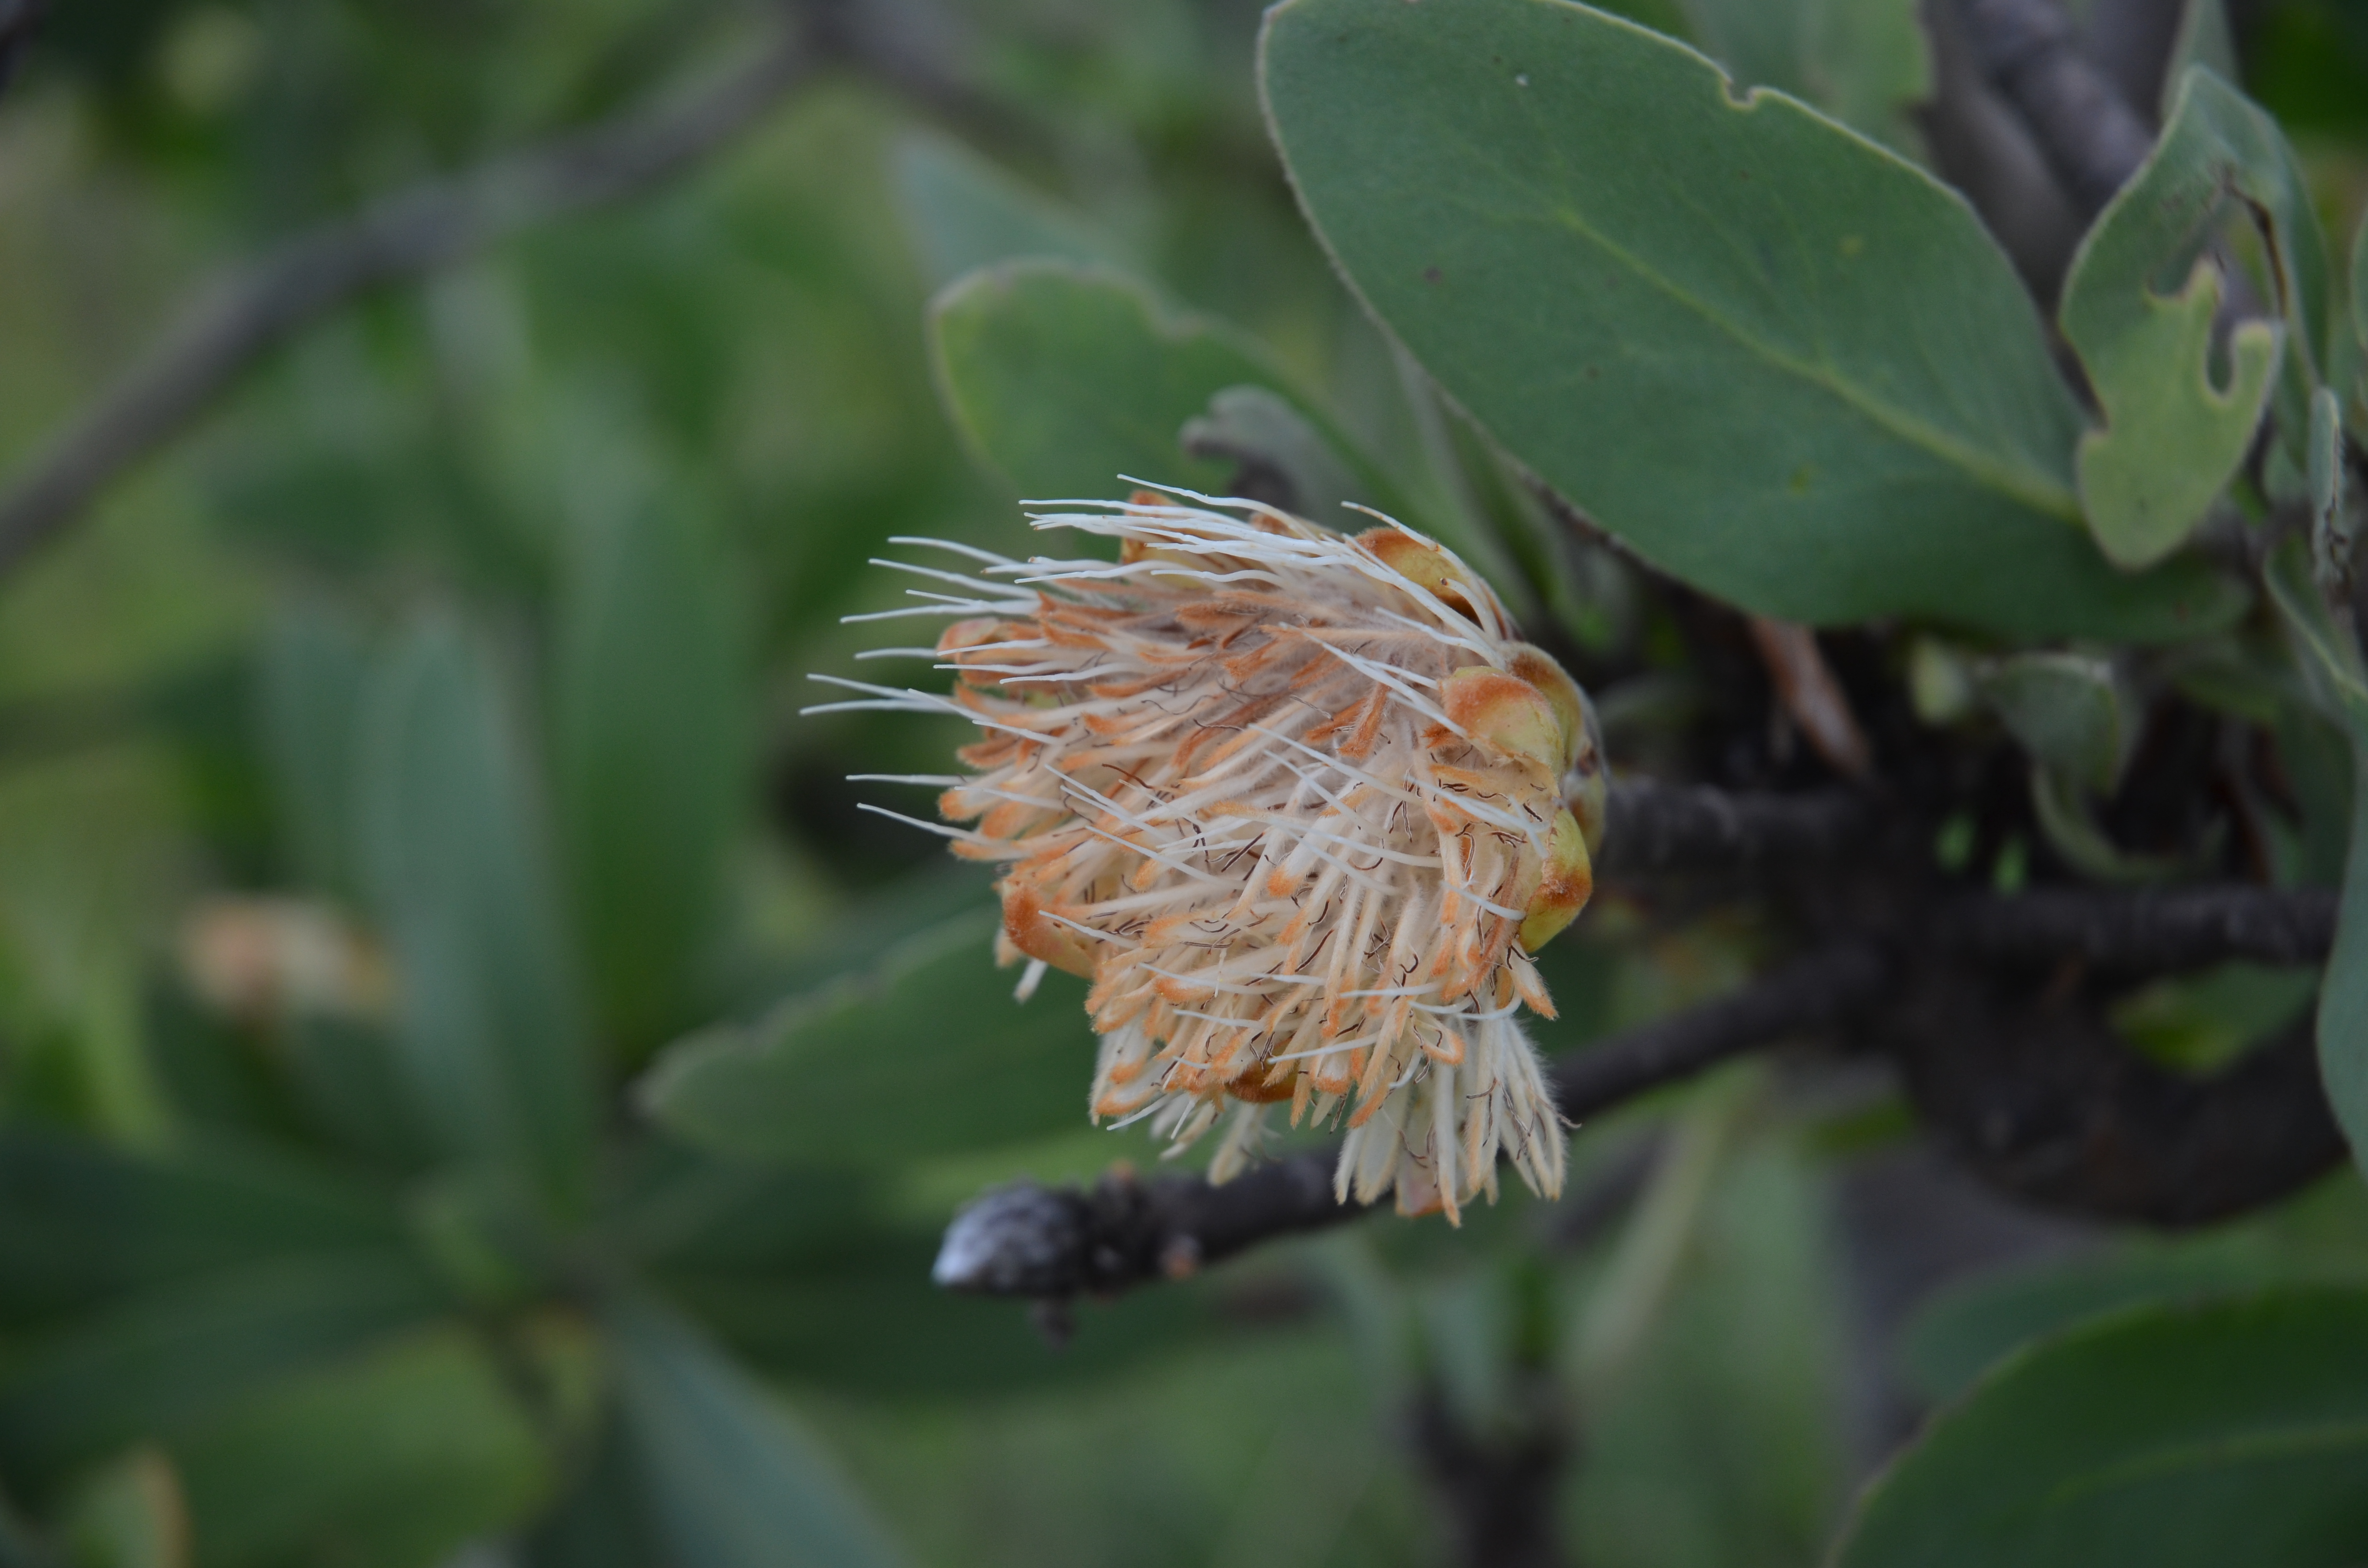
[811,488,1606,1220]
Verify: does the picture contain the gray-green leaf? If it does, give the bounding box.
[256,598,371,903]
[2352,205,2367,362]
[2029,766,2197,885]
[172,1322,577,1568]
[1838,1287,2368,1568]
[1259,0,2244,640]
[357,614,597,1216]
[2314,774,2368,1179]
[2264,537,2368,1180]
[930,260,1400,522]
[2059,70,2308,567]
[2265,535,2368,729]
[2160,0,2239,120]
[639,904,1095,1165]
[0,1132,400,1319]
[662,1232,1215,1401]
[556,501,747,1057]
[2348,206,2368,433]
[604,1292,900,1568]
[1677,0,1929,154]
[894,132,1133,291]
[1180,385,1365,522]
[0,1252,444,1481]
[1897,1249,2288,1406]
[1976,652,2134,793]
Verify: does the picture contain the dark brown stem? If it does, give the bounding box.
[929,1147,1345,1298]
[931,756,2356,1300]
[0,14,816,578]
[1956,0,2159,218]
[1554,941,1890,1115]
[1937,883,2340,971]
[2080,0,2190,116]
[931,941,1890,1300]
[1411,1375,1571,1568]
[1594,780,1880,882]
[1920,0,2091,304]
[1881,960,2345,1225]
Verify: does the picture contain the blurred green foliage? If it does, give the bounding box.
[0,0,2362,1565]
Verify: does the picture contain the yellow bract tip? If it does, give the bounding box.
[1517,808,1593,953]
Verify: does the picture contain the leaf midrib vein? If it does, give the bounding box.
[1525,193,2077,518]
[2035,1415,2368,1510]
[1383,99,2082,522]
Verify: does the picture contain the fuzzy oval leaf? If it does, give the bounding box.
[2161,0,2239,119]
[1838,1287,2368,1568]
[2348,206,2368,455]
[2028,764,2199,885]
[1678,0,1929,154]
[2329,812,2368,1181]
[932,261,1297,502]
[929,260,1406,521]
[1259,0,2245,640]
[640,905,1096,1165]
[1898,1249,2291,1406]
[893,132,1133,290]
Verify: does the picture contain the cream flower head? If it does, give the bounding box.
[814,489,1605,1220]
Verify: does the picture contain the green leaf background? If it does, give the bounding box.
[1258,0,2244,640]
[0,1,2364,1566]
[357,617,598,1217]
[1840,1289,2368,1568]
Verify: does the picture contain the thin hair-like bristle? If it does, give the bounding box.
[830,491,1589,1215]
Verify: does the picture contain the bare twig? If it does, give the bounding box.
[1560,941,1891,1111]
[1605,782,2338,976]
[1956,0,2158,217]
[2080,0,2190,117]
[928,749,2364,1298]
[1938,882,2340,971]
[1595,779,1880,882]
[932,941,1891,1300]
[929,1149,1345,1298]
[1919,0,2091,302]
[1410,1375,1570,1568]
[0,15,816,578]
[1886,965,2345,1225]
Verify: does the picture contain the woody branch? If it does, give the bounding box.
[934,778,2344,1303]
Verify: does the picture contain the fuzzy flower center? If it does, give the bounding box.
[815,490,1604,1220]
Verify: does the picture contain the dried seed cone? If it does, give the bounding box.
[827,491,1604,1220]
